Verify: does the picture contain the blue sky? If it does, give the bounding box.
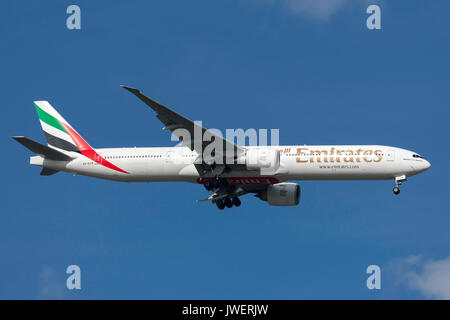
[1,0,450,299]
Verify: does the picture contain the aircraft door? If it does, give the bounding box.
[164,150,175,175]
[386,149,395,161]
[165,151,174,164]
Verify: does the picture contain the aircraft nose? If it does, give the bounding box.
[424,159,431,170]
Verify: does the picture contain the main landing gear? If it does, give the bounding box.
[204,175,242,209]
[215,197,241,210]
[393,175,407,195]
[216,199,225,210]
[204,176,228,191]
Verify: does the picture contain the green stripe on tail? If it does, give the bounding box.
[34,103,68,134]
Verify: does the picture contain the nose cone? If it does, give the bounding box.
[415,159,431,173]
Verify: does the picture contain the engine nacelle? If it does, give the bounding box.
[237,148,280,174]
[260,183,301,206]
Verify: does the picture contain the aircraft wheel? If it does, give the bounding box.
[216,200,225,210]
[224,197,233,208]
[232,197,241,207]
[393,186,400,195]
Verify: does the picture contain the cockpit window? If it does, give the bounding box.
[412,154,422,158]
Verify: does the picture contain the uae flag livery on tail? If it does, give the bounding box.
[34,101,128,174]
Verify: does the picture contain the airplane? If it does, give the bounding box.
[13,86,431,209]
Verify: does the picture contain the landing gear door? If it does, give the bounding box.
[387,149,395,161]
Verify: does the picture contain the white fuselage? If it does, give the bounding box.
[30,145,431,184]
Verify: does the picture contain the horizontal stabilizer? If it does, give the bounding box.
[40,168,60,176]
[12,136,73,161]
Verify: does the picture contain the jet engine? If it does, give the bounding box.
[237,148,280,174]
[258,183,301,206]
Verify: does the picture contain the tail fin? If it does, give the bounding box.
[34,101,92,153]
[33,101,129,174]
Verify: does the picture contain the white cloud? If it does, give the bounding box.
[387,255,450,299]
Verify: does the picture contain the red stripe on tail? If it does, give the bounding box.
[61,123,129,174]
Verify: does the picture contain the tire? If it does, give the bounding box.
[393,187,400,195]
[216,200,225,210]
[224,197,233,208]
[232,197,241,207]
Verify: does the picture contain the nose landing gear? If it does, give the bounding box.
[393,175,407,195]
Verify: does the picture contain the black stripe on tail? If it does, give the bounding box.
[43,132,80,153]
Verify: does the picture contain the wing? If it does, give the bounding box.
[121,86,245,163]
